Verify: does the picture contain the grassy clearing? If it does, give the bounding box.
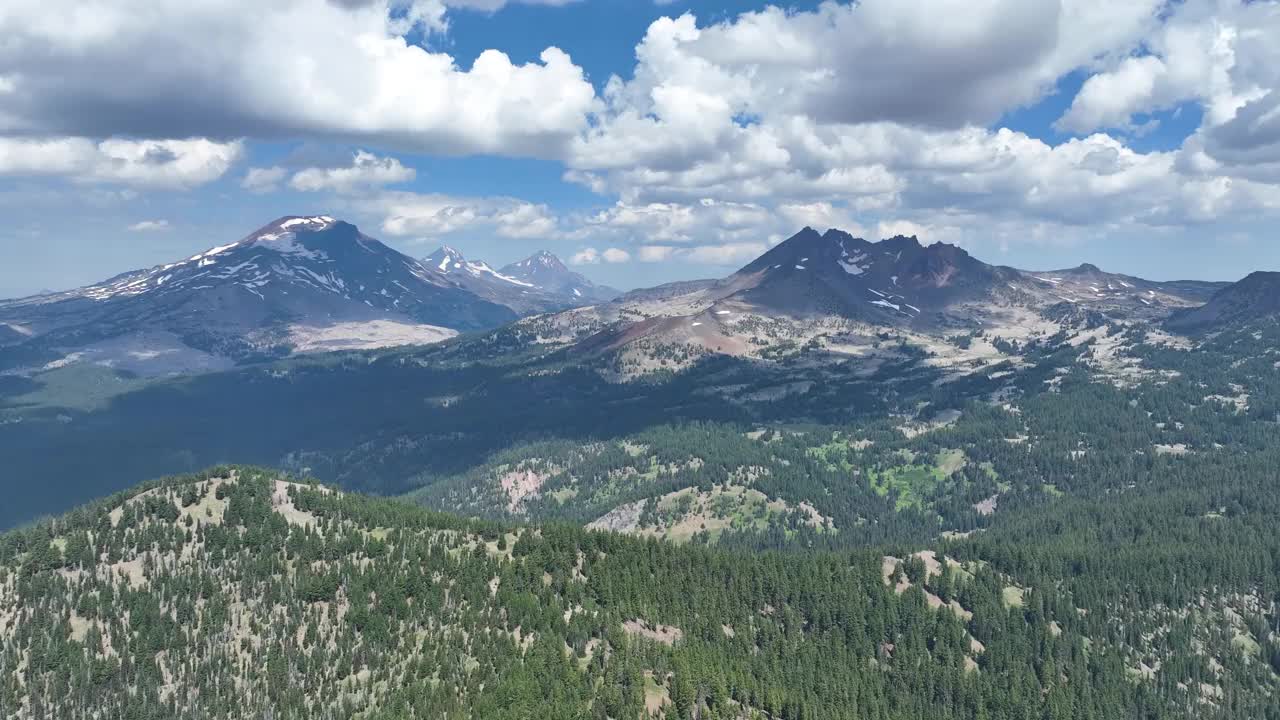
[642,484,830,544]
[806,435,856,472]
[550,487,579,504]
[643,671,669,715]
[937,449,967,476]
[869,450,968,511]
[1233,631,1261,657]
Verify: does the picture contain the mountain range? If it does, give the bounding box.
[423,244,618,315]
[3,217,1279,531]
[0,217,612,376]
[515,228,1238,380]
[5,216,1280,719]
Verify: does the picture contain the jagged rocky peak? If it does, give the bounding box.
[879,234,923,252]
[905,241,986,288]
[508,250,569,273]
[426,245,467,271]
[501,251,570,282]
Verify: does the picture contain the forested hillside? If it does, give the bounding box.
[5,467,1279,719]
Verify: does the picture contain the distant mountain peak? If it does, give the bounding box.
[1235,270,1280,286]
[1165,271,1280,332]
[511,250,569,272]
[0,215,524,372]
[266,215,338,230]
[498,251,618,305]
[246,215,342,242]
[821,228,861,242]
[882,234,922,247]
[426,245,468,272]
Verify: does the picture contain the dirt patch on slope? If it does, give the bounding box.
[623,620,683,646]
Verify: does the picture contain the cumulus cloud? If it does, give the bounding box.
[6,0,1280,275]
[1206,92,1280,168]
[241,166,288,194]
[373,191,561,239]
[289,151,415,192]
[553,1,1280,259]
[569,247,631,265]
[632,243,766,266]
[0,137,242,188]
[0,0,597,157]
[445,0,580,10]
[127,219,170,232]
[1056,0,1276,136]
[568,0,1162,185]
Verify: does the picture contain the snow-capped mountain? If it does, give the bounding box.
[499,251,618,304]
[0,216,520,375]
[422,246,618,314]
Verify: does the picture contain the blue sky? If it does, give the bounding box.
[2,0,1279,297]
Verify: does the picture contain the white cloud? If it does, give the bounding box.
[554,1,1280,257]
[127,219,170,232]
[374,191,561,239]
[242,166,288,194]
[602,247,632,263]
[570,248,600,264]
[445,0,580,10]
[0,137,242,188]
[777,202,866,237]
[1057,55,1171,133]
[0,0,598,157]
[290,151,415,192]
[569,247,631,265]
[679,242,768,265]
[5,0,1280,279]
[569,0,1163,187]
[575,199,774,245]
[637,246,675,263]
[1056,0,1276,136]
[633,242,766,266]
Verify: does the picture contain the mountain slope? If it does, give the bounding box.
[0,217,518,374]
[1167,271,1280,331]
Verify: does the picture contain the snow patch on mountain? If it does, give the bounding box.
[286,320,457,352]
